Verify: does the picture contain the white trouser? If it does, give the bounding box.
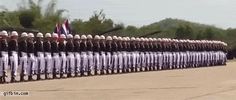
[162,52,166,67]
[153,52,158,67]
[136,51,141,68]
[19,52,27,75]
[204,51,207,65]
[166,52,170,67]
[127,52,131,69]
[207,52,211,65]
[197,52,201,65]
[123,51,128,70]
[132,52,137,68]
[145,52,150,68]
[157,52,162,69]
[87,51,94,71]
[201,52,205,65]
[27,53,36,75]
[221,51,227,64]
[112,52,118,70]
[100,51,107,70]
[45,52,52,74]
[118,51,123,70]
[36,52,45,74]
[67,52,75,73]
[149,52,154,67]
[52,53,60,73]
[180,52,184,67]
[10,51,18,76]
[194,52,197,66]
[183,52,187,67]
[106,52,112,70]
[216,51,220,63]
[168,52,173,68]
[176,52,181,68]
[140,52,145,68]
[94,52,100,71]
[0,51,8,76]
[172,52,176,67]
[60,52,67,73]
[75,52,81,73]
[81,52,88,72]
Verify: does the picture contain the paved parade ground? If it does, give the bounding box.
[0,61,236,100]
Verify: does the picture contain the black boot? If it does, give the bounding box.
[20,75,24,82]
[53,73,56,79]
[126,69,129,73]
[75,72,79,77]
[80,71,84,76]
[60,73,64,78]
[117,69,121,73]
[0,77,3,84]
[88,71,92,76]
[67,73,72,77]
[37,74,41,80]
[134,67,138,72]
[145,67,148,71]
[100,70,104,75]
[45,74,48,79]
[131,67,134,72]
[94,70,98,75]
[28,75,33,81]
[111,69,114,74]
[122,69,125,73]
[10,76,16,83]
[2,76,6,83]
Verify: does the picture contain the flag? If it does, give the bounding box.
[60,23,68,36]
[64,19,71,34]
[54,23,60,34]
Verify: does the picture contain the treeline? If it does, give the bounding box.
[1,0,236,54]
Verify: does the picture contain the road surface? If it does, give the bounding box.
[1,61,236,100]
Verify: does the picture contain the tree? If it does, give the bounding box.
[19,10,35,28]
[122,26,138,36]
[203,28,214,40]
[71,10,115,35]
[16,0,66,33]
[175,24,194,39]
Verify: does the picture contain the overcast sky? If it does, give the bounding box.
[1,0,236,29]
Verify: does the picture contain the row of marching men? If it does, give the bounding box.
[0,30,227,83]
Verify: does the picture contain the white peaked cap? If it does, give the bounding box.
[117,36,122,40]
[100,35,105,39]
[94,35,100,39]
[11,31,18,36]
[126,37,130,40]
[21,32,28,37]
[1,30,8,36]
[87,34,93,39]
[45,33,51,37]
[67,34,73,39]
[60,34,66,39]
[131,37,135,41]
[112,36,118,40]
[74,34,80,39]
[36,32,43,38]
[81,35,87,39]
[106,36,112,40]
[52,33,58,38]
[28,33,34,38]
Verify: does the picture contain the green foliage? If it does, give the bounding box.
[19,10,35,28]
[175,25,194,39]
[71,10,115,35]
